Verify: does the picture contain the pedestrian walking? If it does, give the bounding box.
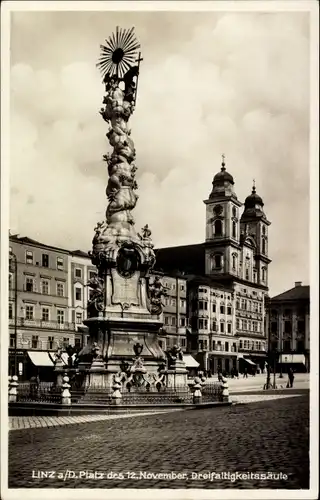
[287,368,295,388]
[243,367,248,378]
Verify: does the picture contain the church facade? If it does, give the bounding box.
[155,158,272,374]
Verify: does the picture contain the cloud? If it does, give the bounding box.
[9,11,310,295]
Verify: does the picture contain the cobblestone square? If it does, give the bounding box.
[8,393,309,490]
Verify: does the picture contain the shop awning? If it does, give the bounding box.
[243,358,256,366]
[183,354,199,368]
[27,351,54,367]
[280,354,305,364]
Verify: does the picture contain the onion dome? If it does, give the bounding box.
[241,181,265,219]
[209,155,237,199]
[244,184,264,209]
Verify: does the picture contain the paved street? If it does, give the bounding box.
[9,391,309,490]
[227,372,309,393]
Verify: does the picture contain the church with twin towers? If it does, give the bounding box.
[155,155,272,374]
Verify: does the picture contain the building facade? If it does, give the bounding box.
[269,282,310,372]
[155,158,271,374]
[9,235,75,377]
[160,274,188,352]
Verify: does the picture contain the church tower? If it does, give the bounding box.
[203,156,242,280]
[240,182,271,287]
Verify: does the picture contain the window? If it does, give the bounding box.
[220,322,225,333]
[283,340,291,352]
[9,302,13,319]
[215,254,222,268]
[244,340,248,349]
[89,271,96,280]
[164,298,169,306]
[199,300,208,310]
[236,300,240,309]
[239,340,243,349]
[212,321,217,331]
[180,284,185,291]
[10,334,15,348]
[220,305,225,314]
[48,336,54,349]
[243,320,247,330]
[164,316,170,325]
[57,309,65,324]
[180,317,186,327]
[253,321,258,332]
[199,319,208,330]
[284,321,292,334]
[241,299,247,310]
[199,340,203,351]
[75,287,82,301]
[76,312,83,324]
[25,305,34,320]
[41,280,49,295]
[227,323,232,334]
[42,308,49,321]
[245,268,249,280]
[26,250,33,264]
[171,316,176,326]
[171,298,176,307]
[262,268,266,281]
[180,299,186,308]
[262,239,266,254]
[258,303,262,314]
[63,337,69,348]
[75,268,82,279]
[212,303,216,313]
[203,340,208,350]
[227,306,232,315]
[232,221,237,238]
[225,342,229,352]
[42,253,49,267]
[232,254,237,269]
[32,335,38,348]
[74,338,81,350]
[297,340,304,352]
[57,257,64,269]
[214,219,222,236]
[253,270,257,283]
[253,302,258,313]
[172,283,176,291]
[57,282,64,297]
[181,337,186,347]
[297,320,305,333]
[9,273,13,290]
[236,318,240,329]
[247,301,251,311]
[25,277,34,292]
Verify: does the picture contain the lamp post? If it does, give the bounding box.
[9,249,18,376]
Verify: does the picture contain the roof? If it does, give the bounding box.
[154,243,205,275]
[10,235,70,254]
[71,249,90,258]
[271,285,310,302]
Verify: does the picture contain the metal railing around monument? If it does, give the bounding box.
[16,381,61,404]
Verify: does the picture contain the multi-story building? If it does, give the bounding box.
[9,235,75,377]
[269,282,310,372]
[155,158,271,373]
[160,274,188,352]
[68,249,97,349]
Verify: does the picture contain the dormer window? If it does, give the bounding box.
[215,254,222,268]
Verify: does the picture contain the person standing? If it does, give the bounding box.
[288,367,295,388]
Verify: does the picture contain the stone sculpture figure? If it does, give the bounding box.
[87,274,105,314]
[147,276,169,315]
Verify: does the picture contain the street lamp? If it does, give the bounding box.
[9,249,18,376]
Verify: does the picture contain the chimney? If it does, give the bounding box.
[295,281,302,287]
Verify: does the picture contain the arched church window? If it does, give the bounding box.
[215,254,222,268]
[262,267,266,281]
[214,219,222,236]
[232,253,237,269]
[232,221,237,238]
[262,239,266,254]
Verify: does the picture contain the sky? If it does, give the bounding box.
[9,9,311,296]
